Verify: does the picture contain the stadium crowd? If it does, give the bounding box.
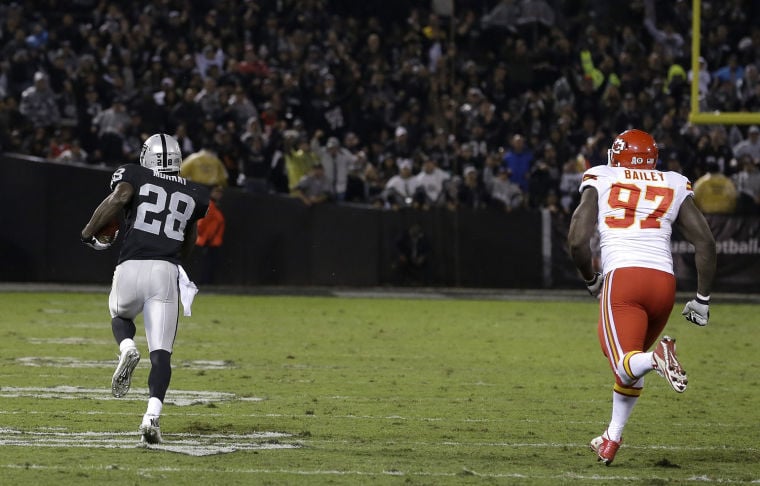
[2,0,760,215]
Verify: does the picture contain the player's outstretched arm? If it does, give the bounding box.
[568,187,600,283]
[675,196,717,298]
[676,196,717,326]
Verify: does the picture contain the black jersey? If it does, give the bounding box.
[109,164,210,265]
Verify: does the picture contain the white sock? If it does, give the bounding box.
[119,338,136,353]
[607,390,640,441]
[627,352,654,377]
[145,397,163,419]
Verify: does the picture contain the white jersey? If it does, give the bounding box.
[579,165,693,275]
[414,167,450,202]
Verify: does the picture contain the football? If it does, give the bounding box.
[95,218,121,244]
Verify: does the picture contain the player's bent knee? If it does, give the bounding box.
[616,351,644,386]
[149,349,172,367]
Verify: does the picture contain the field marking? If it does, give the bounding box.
[0,428,300,456]
[0,386,262,405]
[0,463,756,483]
[0,410,744,429]
[26,337,113,345]
[16,356,234,370]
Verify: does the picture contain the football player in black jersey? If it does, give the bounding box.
[81,133,210,445]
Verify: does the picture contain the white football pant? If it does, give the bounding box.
[109,259,179,353]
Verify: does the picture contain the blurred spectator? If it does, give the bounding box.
[19,71,60,129]
[194,77,222,119]
[457,165,489,210]
[502,134,533,193]
[194,185,226,285]
[344,150,370,203]
[169,88,204,141]
[285,134,319,194]
[47,127,73,159]
[294,162,333,206]
[693,162,737,214]
[174,123,195,156]
[698,126,735,177]
[212,126,243,186]
[528,143,561,209]
[346,159,385,207]
[55,139,88,164]
[712,53,744,85]
[481,151,503,193]
[92,96,130,164]
[0,98,17,149]
[489,166,523,213]
[612,92,642,134]
[195,44,225,80]
[643,18,685,62]
[238,134,270,194]
[23,126,51,158]
[392,223,431,286]
[386,126,414,160]
[413,153,450,209]
[376,153,399,187]
[731,155,760,215]
[732,125,760,164]
[315,134,353,201]
[180,148,229,188]
[688,57,711,105]
[384,158,419,210]
[559,157,585,213]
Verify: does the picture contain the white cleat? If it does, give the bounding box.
[139,416,162,445]
[111,347,140,398]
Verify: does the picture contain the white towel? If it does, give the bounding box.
[177,265,198,316]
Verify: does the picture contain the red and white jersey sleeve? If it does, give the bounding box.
[579,165,693,275]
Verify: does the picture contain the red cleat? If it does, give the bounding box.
[590,433,622,465]
[652,336,688,393]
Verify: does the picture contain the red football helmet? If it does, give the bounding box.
[607,129,658,169]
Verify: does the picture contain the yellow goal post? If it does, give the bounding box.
[688,0,760,125]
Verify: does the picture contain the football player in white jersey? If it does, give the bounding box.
[568,129,716,465]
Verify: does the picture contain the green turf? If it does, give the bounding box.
[0,291,757,485]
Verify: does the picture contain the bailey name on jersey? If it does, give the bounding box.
[622,169,665,182]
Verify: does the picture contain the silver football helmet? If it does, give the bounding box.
[139,133,182,173]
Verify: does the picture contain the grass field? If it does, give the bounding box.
[0,289,758,485]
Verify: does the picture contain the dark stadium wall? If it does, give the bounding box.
[0,156,544,288]
[201,188,544,288]
[3,156,757,292]
[0,155,118,282]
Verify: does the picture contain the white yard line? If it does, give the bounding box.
[0,428,300,456]
[16,356,234,370]
[0,386,262,405]
[0,463,756,483]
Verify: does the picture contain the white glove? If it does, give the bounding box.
[682,297,710,326]
[81,235,112,251]
[236,172,246,186]
[585,272,603,297]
